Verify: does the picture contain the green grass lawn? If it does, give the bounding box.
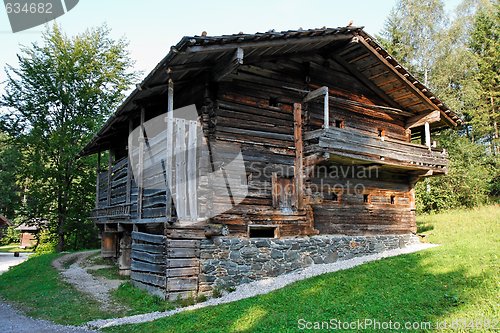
[0,206,498,331]
[0,243,33,253]
[0,253,110,325]
[103,206,499,333]
[0,251,176,324]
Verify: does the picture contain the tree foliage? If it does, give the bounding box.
[380,0,499,212]
[0,24,138,251]
[0,132,21,218]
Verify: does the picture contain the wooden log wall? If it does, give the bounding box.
[209,54,418,236]
[130,228,202,300]
[306,165,416,235]
[130,231,167,298]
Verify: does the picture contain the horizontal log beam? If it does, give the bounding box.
[131,231,166,245]
[405,110,441,129]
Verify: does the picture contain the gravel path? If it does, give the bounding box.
[0,252,32,275]
[0,301,97,333]
[87,242,438,329]
[53,251,126,311]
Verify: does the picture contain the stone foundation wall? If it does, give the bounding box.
[198,234,419,294]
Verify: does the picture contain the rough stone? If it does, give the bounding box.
[199,234,420,290]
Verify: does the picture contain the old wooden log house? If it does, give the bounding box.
[80,26,461,300]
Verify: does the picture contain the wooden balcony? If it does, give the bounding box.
[304,127,448,174]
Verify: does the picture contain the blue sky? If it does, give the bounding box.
[0,0,463,84]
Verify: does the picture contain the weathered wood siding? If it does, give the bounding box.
[208,55,416,236]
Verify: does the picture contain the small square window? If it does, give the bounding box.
[249,226,276,238]
[269,97,279,107]
[363,194,370,203]
[390,195,395,204]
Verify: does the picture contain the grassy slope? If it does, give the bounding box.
[0,253,175,324]
[104,206,499,333]
[0,253,110,325]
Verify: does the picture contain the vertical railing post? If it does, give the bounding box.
[424,121,431,150]
[95,150,101,209]
[137,107,145,220]
[323,87,329,129]
[107,150,112,207]
[165,77,174,219]
[126,119,132,207]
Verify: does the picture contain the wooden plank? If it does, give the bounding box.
[131,260,166,274]
[187,120,198,219]
[167,240,200,248]
[405,110,441,129]
[166,267,199,278]
[107,152,112,206]
[130,270,166,287]
[131,250,165,264]
[293,103,304,210]
[131,280,165,299]
[132,243,164,254]
[175,118,187,218]
[166,277,198,291]
[126,121,132,206]
[166,258,199,268]
[95,152,101,209]
[167,247,199,258]
[165,78,174,218]
[166,228,206,239]
[132,231,166,244]
[303,86,328,102]
[138,107,145,219]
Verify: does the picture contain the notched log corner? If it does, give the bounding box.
[204,224,229,237]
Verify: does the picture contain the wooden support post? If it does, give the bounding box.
[95,150,101,209]
[107,150,112,206]
[165,79,174,219]
[424,121,431,150]
[138,107,145,219]
[303,86,329,129]
[293,103,304,210]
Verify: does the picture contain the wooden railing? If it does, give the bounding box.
[304,127,448,173]
[92,116,201,222]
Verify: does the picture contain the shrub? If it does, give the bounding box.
[416,131,495,213]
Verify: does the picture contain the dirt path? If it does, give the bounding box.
[53,250,127,312]
[0,301,97,333]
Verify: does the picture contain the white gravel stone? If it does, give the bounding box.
[86,242,438,329]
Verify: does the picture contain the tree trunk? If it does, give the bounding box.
[491,96,499,155]
[56,189,65,252]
